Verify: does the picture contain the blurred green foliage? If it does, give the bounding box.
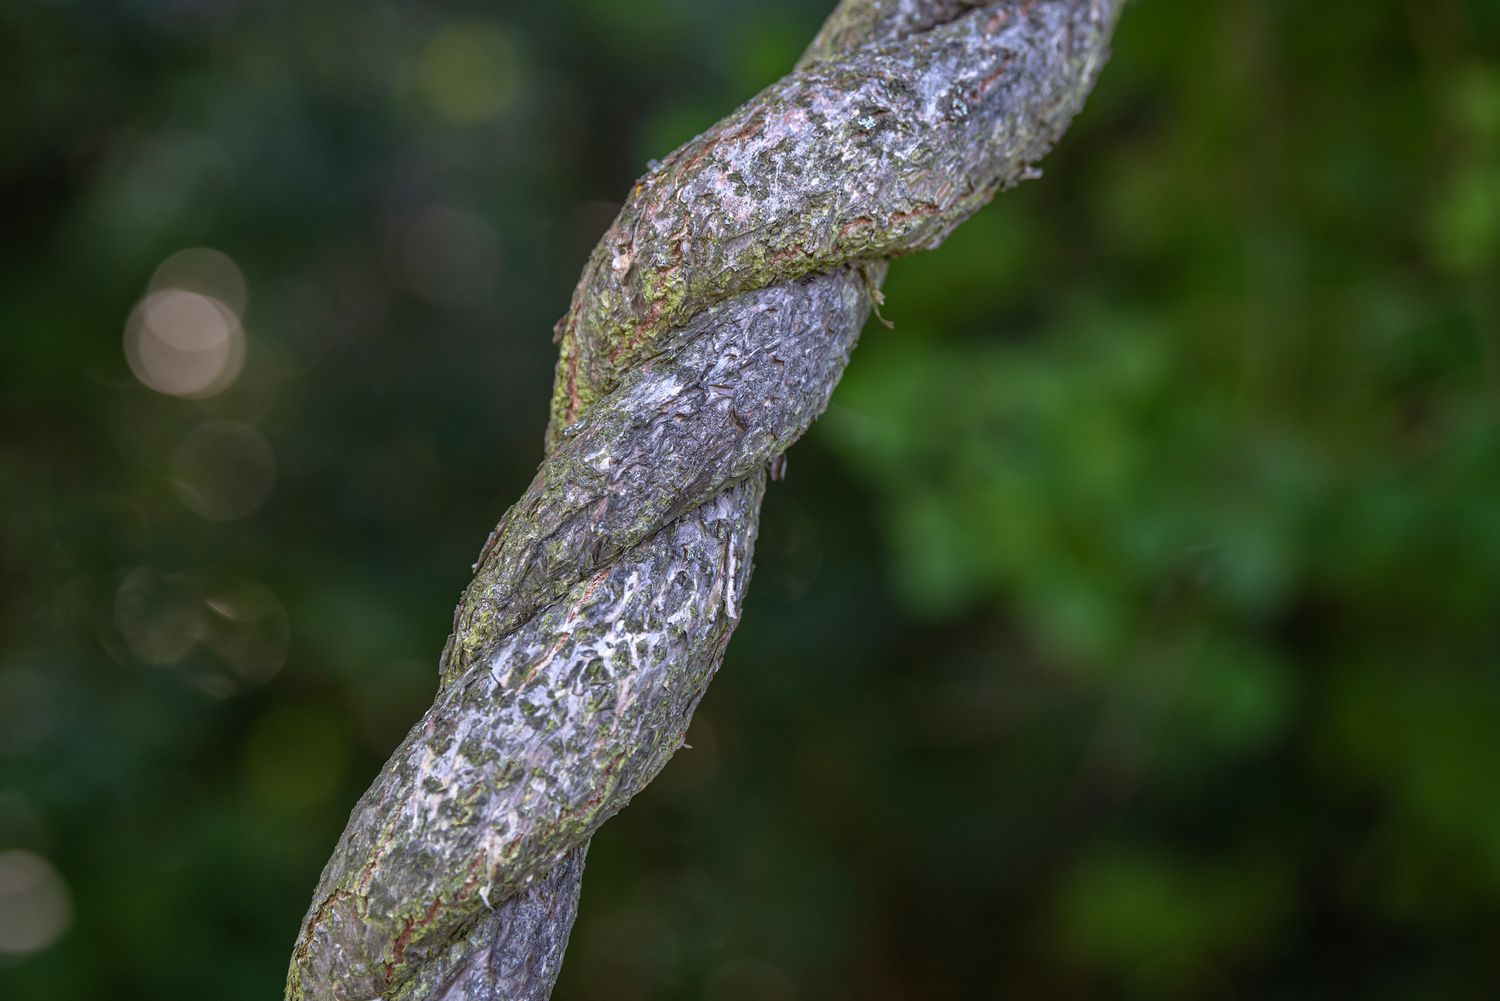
[2,0,1498,998]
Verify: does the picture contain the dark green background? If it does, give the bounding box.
[3,0,1498,998]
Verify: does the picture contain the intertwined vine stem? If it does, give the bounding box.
[286,2,1123,998]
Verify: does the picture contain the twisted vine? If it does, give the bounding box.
[286,2,1123,998]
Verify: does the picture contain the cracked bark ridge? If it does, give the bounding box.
[293,477,763,1000]
[546,0,1118,439]
[287,2,1122,999]
[410,845,588,1001]
[440,266,874,689]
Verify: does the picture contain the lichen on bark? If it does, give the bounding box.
[292,477,765,1000]
[548,0,1119,437]
[287,3,1123,998]
[446,267,872,681]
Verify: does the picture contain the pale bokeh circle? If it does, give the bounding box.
[123,288,244,398]
[0,850,72,956]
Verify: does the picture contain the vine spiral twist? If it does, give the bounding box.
[287,2,1123,998]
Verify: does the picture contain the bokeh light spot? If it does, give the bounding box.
[171,420,276,521]
[416,21,523,124]
[114,570,289,693]
[0,851,72,957]
[150,247,248,316]
[200,578,290,691]
[143,289,230,352]
[123,289,244,398]
[115,568,201,667]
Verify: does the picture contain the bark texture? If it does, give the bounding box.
[287,2,1123,998]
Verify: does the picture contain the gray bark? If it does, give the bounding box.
[286,2,1123,998]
